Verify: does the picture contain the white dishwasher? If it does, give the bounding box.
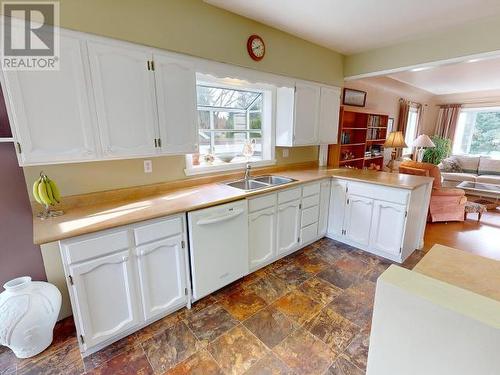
[188,200,249,300]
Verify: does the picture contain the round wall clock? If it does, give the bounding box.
[247,35,265,61]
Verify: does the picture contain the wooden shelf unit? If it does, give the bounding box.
[335,107,389,170]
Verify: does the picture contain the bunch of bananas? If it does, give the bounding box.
[33,173,61,207]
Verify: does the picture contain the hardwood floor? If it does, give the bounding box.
[423,208,500,260]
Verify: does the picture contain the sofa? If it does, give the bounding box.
[399,160,467,222]
[439,155,500,188]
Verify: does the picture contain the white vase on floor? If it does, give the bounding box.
[0,276,61,358]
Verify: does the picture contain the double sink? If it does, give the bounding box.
[224,175,296,191]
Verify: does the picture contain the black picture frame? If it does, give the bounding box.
[343,88,366,107]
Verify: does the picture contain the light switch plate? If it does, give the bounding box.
[144,160,153,173]
[282,148,289,158]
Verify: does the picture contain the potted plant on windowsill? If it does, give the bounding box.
[422,136,452,165]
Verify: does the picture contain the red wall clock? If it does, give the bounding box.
[247,35,265,61]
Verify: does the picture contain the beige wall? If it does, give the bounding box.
[344,15,500,78]
[15,0,341,198]
[434,89,500,107]
[345,77,439,135]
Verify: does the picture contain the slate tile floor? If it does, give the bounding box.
[0,239,425,375]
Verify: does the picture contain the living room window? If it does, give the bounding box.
[403,106,419,156]
[185,75,275,175]
[453,107,500,158]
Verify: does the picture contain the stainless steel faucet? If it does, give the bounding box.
[244,162,252,180]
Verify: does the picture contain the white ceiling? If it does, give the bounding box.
[205,0,500,54]
[387,56,500,95]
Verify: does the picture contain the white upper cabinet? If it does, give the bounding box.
[3,34,98,165]
[276,82,339,147]
[87,41,158,158]
[319,86,340,144]
[293,82,320,145]
[153,53,198,154]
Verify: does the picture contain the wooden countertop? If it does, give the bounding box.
[33,167,433,245]
[414,244,500,302]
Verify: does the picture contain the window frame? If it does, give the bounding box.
[453,106,500,157]
[403,106,419,156]
[185,74,276,176]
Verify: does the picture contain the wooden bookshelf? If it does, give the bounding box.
[332,107,389,170]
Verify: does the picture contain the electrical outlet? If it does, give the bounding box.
[144,160,153,173]
[282,148,289,158]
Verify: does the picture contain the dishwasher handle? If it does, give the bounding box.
[196,208,244,226]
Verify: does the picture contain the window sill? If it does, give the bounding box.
[184,159,276,177]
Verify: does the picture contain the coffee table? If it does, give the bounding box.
[457,181,500,209]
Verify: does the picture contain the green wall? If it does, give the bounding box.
[17,0,340,197]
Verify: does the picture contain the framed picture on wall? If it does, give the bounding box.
[343,88,366,107]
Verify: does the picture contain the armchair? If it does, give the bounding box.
[399,161,467,222]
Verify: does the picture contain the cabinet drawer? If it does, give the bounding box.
[134,216,183,246]
[248,193,277,213]
[302,182,321,197]
[348,181,409,205]
[61,229,129,265]
[302,194,320,209]
[301,222,318,244]
[278,187,301,204]
[301,205,319,227]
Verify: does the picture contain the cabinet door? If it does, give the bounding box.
[277,198,301,256]
[4,35,97,164]
[249,206,276,270]
[344,194,374,248]
[327,180,347,237]
[293,82,320,145]
[69,250,140,350]
[318,86,340,144]
[136,235,187,320]
[318,179,331,237]
[370,201,407,256]
[154,54,198,154]
[87,41,158,158]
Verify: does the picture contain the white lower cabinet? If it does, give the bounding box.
[135,235,187,321]
[277,198,301,256]
[249,205,277,271]
[68,250,141,350]
[60,214,189,355]
[328,180,347,237]
[318,179,331,236]
[370,201,406,257]
[344,194,374,248]
[326,178,430,263]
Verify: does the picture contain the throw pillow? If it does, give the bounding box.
[439,157,463,173]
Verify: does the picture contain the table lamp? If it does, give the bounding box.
[383,131,407,172]
[412,134,435,162]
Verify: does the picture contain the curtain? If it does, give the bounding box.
[435,104,462,140]
[396,99,411,158]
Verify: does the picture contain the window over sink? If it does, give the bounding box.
[185,74,275,175]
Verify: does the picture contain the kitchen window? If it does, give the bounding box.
[185,75,275,175]
[453,107,500,158]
